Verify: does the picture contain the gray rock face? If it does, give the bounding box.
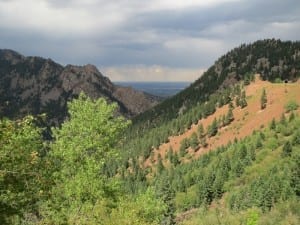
[0,49,159,124]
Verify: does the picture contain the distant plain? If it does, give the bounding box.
[115,81,190,97]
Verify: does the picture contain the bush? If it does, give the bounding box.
[285,100,299,113]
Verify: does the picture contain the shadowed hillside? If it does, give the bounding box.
[0,49,159,124]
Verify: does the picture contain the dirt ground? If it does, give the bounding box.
[145,75,300,168]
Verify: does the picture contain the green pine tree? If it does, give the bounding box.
[160,181,176,225]
[190,132,199,150]
[208,118,218,137]
[282,141,292,157]
[260,88,267,109]
[197,123,205,138]
[270,118,276,130]
[240,90,248,108]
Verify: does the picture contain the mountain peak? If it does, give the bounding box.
[0,49,25,64]
[0,49,159,124]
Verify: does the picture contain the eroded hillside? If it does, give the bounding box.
[147,75,300,167]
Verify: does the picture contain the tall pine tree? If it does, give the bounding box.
[260,88,267,109]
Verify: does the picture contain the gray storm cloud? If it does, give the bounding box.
[0,0,299,81]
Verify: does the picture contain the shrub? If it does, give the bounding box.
[285,100,299,113]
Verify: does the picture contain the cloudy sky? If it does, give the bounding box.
[1,0,299,81]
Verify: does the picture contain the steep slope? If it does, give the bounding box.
[175,113,300,225]
[116,78,300,225]
[147,75,300,167]
[0,49,159,123]
[134,39,300,129]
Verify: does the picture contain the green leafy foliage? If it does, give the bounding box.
[0,116,49,224]
[39,93,131,223]
[285,100,299,113]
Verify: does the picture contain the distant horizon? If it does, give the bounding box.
[114,81,192,83]
[115,81,190,97]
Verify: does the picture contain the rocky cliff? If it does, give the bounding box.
[0,49,159,124]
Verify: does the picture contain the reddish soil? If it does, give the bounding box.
[145,75,300,168]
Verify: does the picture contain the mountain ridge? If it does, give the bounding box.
[0,49,159,124]
[134,39,300,129]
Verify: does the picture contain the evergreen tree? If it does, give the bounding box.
[212,172,225,199]
[270,118,276,130]
[235,95,241,107]
[292,130,300,145]
[157,154,165,173]
[229,101,234,110]
[260,88,267,109]
[290,152,300,196]
[200,136,208,148]
[167,146,174,162]
[234,84,241,96]
[244,75,251,85]
[207,118,218,137]
[160,181,176,225]
[197,123,205,138]
[289,112,295,121]
[179,138,189,157]
[171,152,180,166]
[282,141,292,157]
[190,132,199,150]
[240,90,248,108]
[280,113,287,125]
[224,107,234,125]
[233,160,244,177]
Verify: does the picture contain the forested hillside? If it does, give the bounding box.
[1,86,299,224]
[1,40,300,225]
[133,39,300,130]
[115,77,300,225]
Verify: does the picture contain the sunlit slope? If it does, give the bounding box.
[146,75,300,167]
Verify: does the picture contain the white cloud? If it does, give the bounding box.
[102,65,205,82]
[262,21,300,40]
[200,20,300,44]
[0,0,243,38]
[0,0,125,37]
[163,37,230,66]
[164,37,227,53]
[145,0,242,11]
[0,0,299,81]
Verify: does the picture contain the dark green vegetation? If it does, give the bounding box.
[122,83,241,163]
[133,39,300,131]
[118,39,300,188]
[1,95,299,224]
[0,94,166,225]
[0,49,159,124]
[1,39,300,224]
[179,114,300,225]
